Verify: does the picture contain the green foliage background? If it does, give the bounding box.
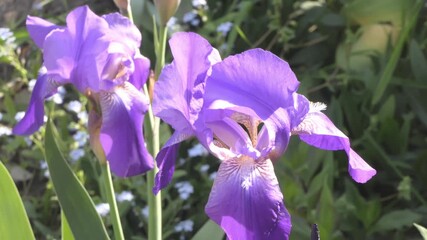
[1,0,427,239]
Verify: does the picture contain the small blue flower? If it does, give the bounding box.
[174,219,194,232]
[69,148,85,162]
[116,191,134,202]
[174,181,194,200]
[95,203,110,217]
[217,22,233,36]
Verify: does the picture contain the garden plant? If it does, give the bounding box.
[1,0,427,239]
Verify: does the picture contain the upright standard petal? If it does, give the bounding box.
[103,13,141,54]
[129,54,150,90]
[292,109,376,183]
[203,49,300,159]
[13,72,58,135]
[99,82,153,177]
[43,6,111,91]
[26,16,60,49]
[153,32,221,130]
[205,156,291,240]
[153,32,220,192]
[204,49,299,121]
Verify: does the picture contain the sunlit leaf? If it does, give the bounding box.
[44,119,110,240]
[414,223,427,240]
[191,220,224,240]
[0,162,35,240]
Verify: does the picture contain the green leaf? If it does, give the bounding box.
[318,183,334,240]
[0,162,35,240]
[191,220,225,240]
[373,210,422,232]
[61,211,74,240]
[414,223,427,240]
[409,39,427,82]
[342,0,414,26]
[371,0,423,106]
[44,119,110,240]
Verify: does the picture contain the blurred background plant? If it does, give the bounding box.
[1,0,427,239]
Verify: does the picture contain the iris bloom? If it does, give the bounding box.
[155,32,376,239]
[13,6,153,177]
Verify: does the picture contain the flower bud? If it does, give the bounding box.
[113,0,129,11]
[154,0,181,26]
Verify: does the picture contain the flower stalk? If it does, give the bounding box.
[146,17,168,240]
[101,160,124,240]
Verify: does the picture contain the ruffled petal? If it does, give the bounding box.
[102,13,141,54]
[294,111,376,183]
[153,130,193,194]
[26,16,60,49]
[99,82,153,177]
[153,32,220,131]
[13,72,58,135]
[43,6,111,91]
[206,157,291,240]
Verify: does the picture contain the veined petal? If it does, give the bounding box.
[294,111,376,183]
[153,130,193,194]
[206,118,258,159]
[26,16,60,49]
[206,156,291,240]
[13,72,58,135]
[99,82,153,177]
[153,32,221,131]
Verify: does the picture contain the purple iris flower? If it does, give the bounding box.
[202,49,376,239]
[13,6,153,177]
[152,32,221,193]
[155,32,376,239]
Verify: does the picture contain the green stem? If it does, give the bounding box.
[155,26,168,79]
[101,161,124,240]
[146,118,161,240]
[146,19,168,240]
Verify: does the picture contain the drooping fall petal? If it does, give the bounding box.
[293,110,376,183]
[206,156,291,240]
[99,82,153,177]
[13,72,59,135]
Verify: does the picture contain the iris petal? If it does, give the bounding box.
[13,73,58,135]
[26,16,60,49]
[43,6,110,91]
[102,13,142,54]
[153,130,192,194]
[203,49,300,158]
[99,82,153,177]
[153,32,221,130]
[205,157,291,240]
[129,55,150,90]
[294,111,376,183]
[153,32,220,191]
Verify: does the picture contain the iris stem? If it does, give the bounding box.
[146,18,168,240]
[101,161,124,240]
[146,117,161,240]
